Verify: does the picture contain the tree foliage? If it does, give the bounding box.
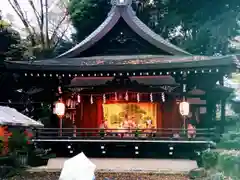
[68,0,240,55]
[68,0,111,41]
[0,18,26,62]
[153,0,240,55]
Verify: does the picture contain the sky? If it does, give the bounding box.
[1,0,70,36]
[1,0,62,19]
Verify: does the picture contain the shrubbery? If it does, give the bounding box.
[216,116,240,149]
[0,128,54,178]
[202,150,219,169]
[217,130,240,149]
[199,116,240,179]
[202,150,240,179]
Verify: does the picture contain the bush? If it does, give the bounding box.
[217,150,240,178]
[217,140,240,150]
[8,130,29,152]
[202,150,218,169]
[217,129,240,149]
[202,150,240,179]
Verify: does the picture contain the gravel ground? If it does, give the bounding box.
[9,171,189,180]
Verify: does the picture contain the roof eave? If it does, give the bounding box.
[4,55,237,72]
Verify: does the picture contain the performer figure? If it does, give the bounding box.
[145,119,153,137]
[186,112,197,139]
[187,123,196,139]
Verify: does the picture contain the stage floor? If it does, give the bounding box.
[31,158,198,173]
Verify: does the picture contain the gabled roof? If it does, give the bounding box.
[57,0,190,58]
[3,1,239,74]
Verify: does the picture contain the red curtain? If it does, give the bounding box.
[76,96,103,130]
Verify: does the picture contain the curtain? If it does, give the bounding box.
[76,96,103,135]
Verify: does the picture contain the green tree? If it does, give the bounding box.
[68,0,111,41]
[68,0,153,42]
[0,16,26,62]
[68,0,240,55]
[153,0,240,55]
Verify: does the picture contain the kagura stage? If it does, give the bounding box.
[2,0,239,158]
[33,75,217,158]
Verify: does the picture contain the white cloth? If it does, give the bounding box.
[59,152,96,180]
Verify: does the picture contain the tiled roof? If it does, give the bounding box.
[58,7,121,58]
[57,3,190,58]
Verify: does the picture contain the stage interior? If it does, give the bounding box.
[34,77,216,158]
[37,76,214,141]
[59,90,184,138]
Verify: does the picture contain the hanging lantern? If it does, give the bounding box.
[137,93,140,102]
[179,101,190,116]
[103,94,106,104]
[90,95,93,104]
[53,101,65,117]
[161,92,165,102]
[125,91,128,101]
[150,93,153,102]
[77,94,81,103]
[115,92,118,101]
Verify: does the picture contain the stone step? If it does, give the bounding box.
[45,158,197,173]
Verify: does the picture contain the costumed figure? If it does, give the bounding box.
[187,123,196,139]
[145,119,153,137]
[186,112,197,139]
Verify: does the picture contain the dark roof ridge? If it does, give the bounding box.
[57,1,191,58]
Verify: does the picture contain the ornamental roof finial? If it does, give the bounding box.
[111,0,132,6]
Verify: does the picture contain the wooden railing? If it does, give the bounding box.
[32,128,217,141]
